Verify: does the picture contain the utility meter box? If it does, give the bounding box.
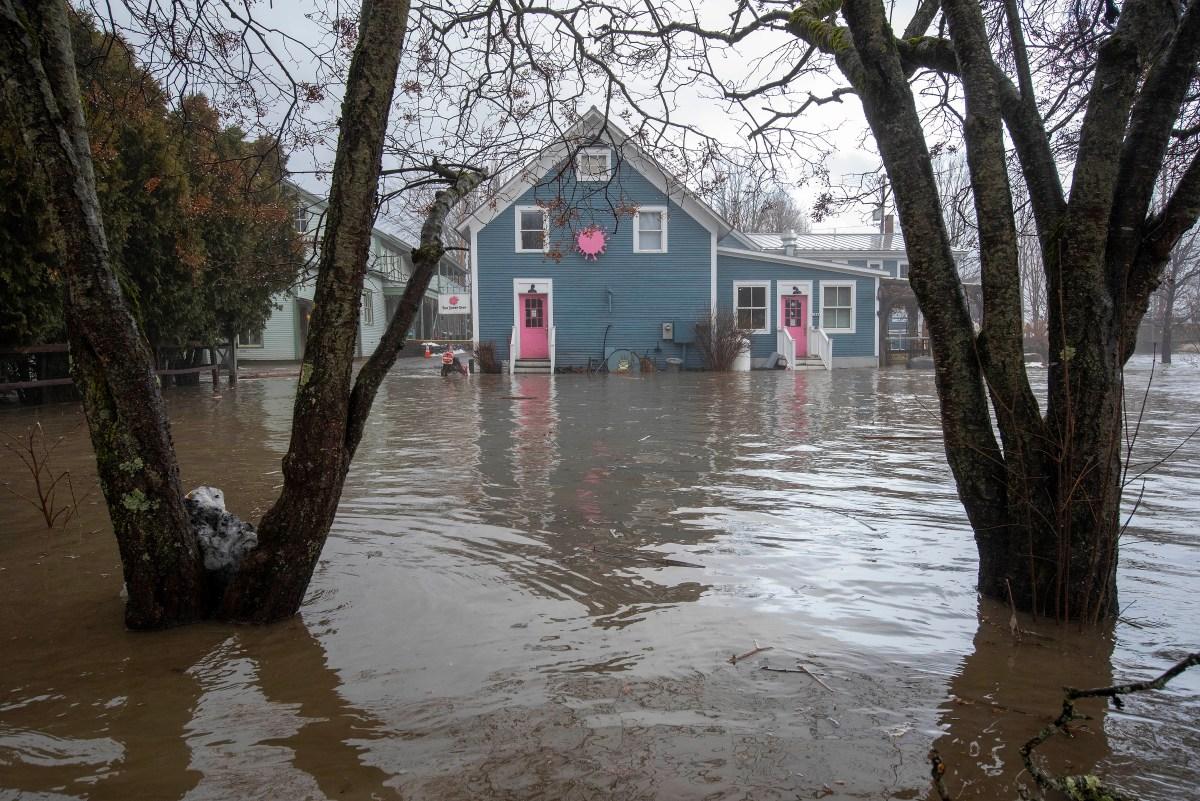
[661,321,674,340]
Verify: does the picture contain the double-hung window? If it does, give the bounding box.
[516,206,549,252]
[733,282,770,334]
[294,205,309,234]
[238,328,263,348]
[576,148,611,181]
[362,288,375,326]
[634,206,667,253]
[821,282,855,333]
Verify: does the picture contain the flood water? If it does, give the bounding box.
[1,358,1198,800]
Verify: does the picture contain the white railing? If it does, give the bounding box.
[549,325,557,374]
[814,327,833,371]
[507,327,515,375]
[777,329,796,371]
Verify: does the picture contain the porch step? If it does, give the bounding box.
[793,359,827,370]
[513,359,552,374]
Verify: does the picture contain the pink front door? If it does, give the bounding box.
[781,294,808,355]
[519,293,549,359]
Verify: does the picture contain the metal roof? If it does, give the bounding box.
[743,231,909,254]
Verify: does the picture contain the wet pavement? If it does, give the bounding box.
[1,357,1197,800]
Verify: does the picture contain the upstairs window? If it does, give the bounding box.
[634,207,668,253]
[576,148,611,181]
[733,282,770,334]
[295,205,309,234]
[899,262,909,279]
[515,206,548,252]
[821,283,855,333]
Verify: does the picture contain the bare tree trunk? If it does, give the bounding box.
[1162,278,1175,364]
[0,0,204,629]
[787,0,1200,621]
[216,0,414,622]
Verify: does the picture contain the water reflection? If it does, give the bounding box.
[2,358,1197,799]
[931,599,1115,799]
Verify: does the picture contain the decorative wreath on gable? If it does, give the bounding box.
[575,225,608,261]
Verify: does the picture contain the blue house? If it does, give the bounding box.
[460,110,899,373]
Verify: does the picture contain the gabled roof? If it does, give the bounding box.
[285,180,464,271]
[456,107,758,248]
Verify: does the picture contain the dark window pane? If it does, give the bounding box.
[737,309,754,328]
[751,286,766,305]
[751,309,766,329]
[521,230,544,250]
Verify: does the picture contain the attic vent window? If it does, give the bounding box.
[576,148,611,181]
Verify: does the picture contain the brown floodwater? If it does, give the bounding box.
[1,358,1197,800]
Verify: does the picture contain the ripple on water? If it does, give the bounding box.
[0,357,1197,800]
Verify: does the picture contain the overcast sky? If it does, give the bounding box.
[147,0,932,234]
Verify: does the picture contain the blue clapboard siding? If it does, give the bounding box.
[717,254,877,360]
[476,154,713,368]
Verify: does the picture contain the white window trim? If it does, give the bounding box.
[514,206,549,253]
[733,280,771,335]
[820,280,857,334]
[898,262,909,279]
[238,328,264,348]
[362,288,375,327]
[868,260,883,273]
[575,147,612,182]
[633,206,668,253]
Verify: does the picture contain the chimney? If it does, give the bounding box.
[781,228,797,257]
[883,214,895,236]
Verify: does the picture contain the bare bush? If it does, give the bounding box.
[694,309,749,372]
[1,423,88,528]
[475,340,500,374]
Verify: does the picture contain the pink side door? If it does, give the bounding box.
[781,295,808,355]
[519,293,549,359]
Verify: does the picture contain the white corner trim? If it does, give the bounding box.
[471,227,480,346]
[820,280,857,335]
[710,232,718,311]
[633,206,668,253]
[717,246,890,278]
[514,206,549,253]
[733,280,772,335]
[873,277,880,359]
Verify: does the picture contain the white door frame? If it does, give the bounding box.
[512,278,553,360]
[776,279,814,356]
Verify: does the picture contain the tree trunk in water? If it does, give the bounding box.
[784,0,1200,621]
[0,0,204,628]
[1161,276,1177,364]
[218,0,415,623]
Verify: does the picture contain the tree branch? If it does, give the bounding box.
[344,165,486,458]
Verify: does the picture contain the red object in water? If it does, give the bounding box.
[424,344,431,358]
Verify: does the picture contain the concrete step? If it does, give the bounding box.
[515,359,551,366]
[513,367,552,374]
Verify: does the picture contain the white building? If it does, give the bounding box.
[238,183,468,364]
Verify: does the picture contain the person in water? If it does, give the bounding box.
[441,346,456,376]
